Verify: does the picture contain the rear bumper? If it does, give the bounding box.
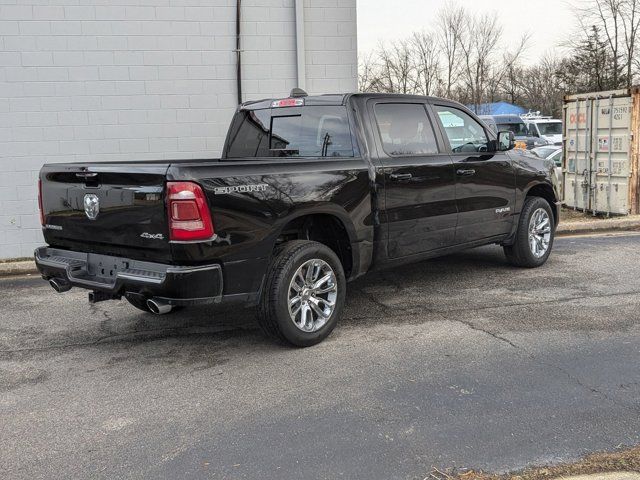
[34,247,223,306]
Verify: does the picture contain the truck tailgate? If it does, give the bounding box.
[40,162,172,262]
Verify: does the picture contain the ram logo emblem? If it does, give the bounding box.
[83,194,100,220]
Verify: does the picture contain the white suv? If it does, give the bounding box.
[523,114,563,146]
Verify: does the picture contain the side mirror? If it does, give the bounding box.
[498,131,515,151]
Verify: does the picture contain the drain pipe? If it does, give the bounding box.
[294,0,306,90]
[236,0,242,104]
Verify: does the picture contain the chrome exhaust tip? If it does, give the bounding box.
[146,298,173,315]
[49,278,71,293]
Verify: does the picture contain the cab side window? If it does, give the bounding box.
[374,103,439,156]
[433,105,489,153]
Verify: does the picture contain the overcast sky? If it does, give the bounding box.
[357,0,578,64]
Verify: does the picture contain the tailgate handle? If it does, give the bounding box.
[456,169,476,177]
[76,172,98,179]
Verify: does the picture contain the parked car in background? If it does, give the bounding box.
[522,113,563,146]
[479,114,548,150]
[531,146,562,197]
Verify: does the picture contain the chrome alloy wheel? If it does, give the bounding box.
[528,208,552,258]
[288,259,338,333]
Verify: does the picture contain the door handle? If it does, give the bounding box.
[456,169,476,177]
[390,173,413,181]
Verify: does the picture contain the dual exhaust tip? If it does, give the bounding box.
[146,298,173,315]
[49,278,173,315]
[49,278,71,293]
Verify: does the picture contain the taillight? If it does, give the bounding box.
[166,181,214,242]
[271,98,304,108]
[38,179,44,226]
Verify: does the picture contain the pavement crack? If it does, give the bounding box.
[434,289,640,315]
[447,315,640,415]
[452,317,520,349]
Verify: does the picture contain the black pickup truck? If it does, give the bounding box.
[35,91,561,347]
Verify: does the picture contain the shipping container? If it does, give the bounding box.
[563,87,640,216]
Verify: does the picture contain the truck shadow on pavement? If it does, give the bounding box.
[1,244,570,361]
[98,245,516,343]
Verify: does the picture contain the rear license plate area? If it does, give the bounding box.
[86,254,130,281]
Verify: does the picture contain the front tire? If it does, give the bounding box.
[504,196,555,268]
[258,240,346,347]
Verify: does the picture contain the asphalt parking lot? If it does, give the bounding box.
[1,232,640,480]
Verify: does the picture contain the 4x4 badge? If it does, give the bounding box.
[83,194,99,220]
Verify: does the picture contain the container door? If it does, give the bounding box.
[591,96,633,215]
[564,98,593,211]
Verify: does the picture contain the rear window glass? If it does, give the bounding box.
[225,106,355,158]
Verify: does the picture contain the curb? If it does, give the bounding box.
[557,215,640,236]
[0,260,38,278]
[557,473,640,480]
[1,218,639,279]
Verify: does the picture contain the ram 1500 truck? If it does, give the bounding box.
[35,91,561,347]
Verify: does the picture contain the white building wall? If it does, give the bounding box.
[0,0,357,259]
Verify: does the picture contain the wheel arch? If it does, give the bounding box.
[273,207,358,279]
[525,182,559,227]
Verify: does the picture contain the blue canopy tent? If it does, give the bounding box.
[467,102,527,116]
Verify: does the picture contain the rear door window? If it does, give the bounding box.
[226,106,354,158]
[373,103,439,156]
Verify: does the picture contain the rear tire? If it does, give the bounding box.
[258,240,346,347]
[504,196,555,268]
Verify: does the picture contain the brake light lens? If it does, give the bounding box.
[271,98,304,108]
[38,179,44,226]
[166,181,214,242]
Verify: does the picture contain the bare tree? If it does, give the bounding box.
[376,40,415,94]
[572,0,640,88]
[411,31,441,96]
[621,0,640,86]
[486,33,530,108]
[458,12,502,111]
[437,2,465,97]
[519,55,565,117]
[357,0,631,117]
[358,53,378,92]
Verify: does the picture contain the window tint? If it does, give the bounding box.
[226,109,271,158]
[225,106,354,159]
[434,105,489,153]
[270,110,354,157]
[374,103,439,156]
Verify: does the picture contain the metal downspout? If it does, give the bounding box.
[295,0,306,90]
[236,0,242,104]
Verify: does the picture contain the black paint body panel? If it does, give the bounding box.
[37,93,560,304]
